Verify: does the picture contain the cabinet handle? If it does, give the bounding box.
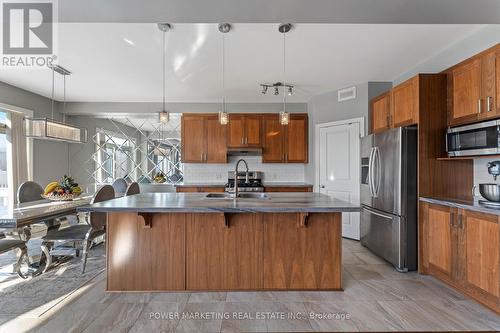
[457,214,463,229]
[449,212,455,227]
[241,137,244,144]
[487,96,492,112]
[200,153,204,161]
[205,153,207,161]
[478,99,482,113]
[386,115,390,126]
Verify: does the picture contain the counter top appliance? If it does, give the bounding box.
[446,119,500,157]
[225,171,264,193]
[360,126,417,272]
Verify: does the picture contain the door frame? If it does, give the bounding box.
[314,117,365,192]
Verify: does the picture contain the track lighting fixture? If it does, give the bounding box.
[274,87,279,95]
[260,82,294,96]
[261,85,268,94]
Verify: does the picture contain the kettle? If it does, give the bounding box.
[487,161,500,180]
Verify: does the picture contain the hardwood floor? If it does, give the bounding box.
[0,239,499,332]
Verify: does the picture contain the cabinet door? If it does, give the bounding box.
[371,92,391,133]
[186,213,264,290]
[245,115,262,146]
[206,116,227,163]
[262,115,285,163]
[462,210,499,298]
[427,204,454,277]
[480,50,497,119]
[263,213,341,289]
[392,77,418,127]
[181,115,205,163]
[227,115,245,147]
[285,114,308,163]
[449,59,481,125]
[495,49,500,114]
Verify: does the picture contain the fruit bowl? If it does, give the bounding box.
[43,175,82,201]
[42,193,80,201]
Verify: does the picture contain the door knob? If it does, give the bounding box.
[320,185,325,188]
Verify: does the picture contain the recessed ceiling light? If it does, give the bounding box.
[123,38,135,46]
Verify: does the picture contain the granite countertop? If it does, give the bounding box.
[420,197,500,216]
[78,192,359,213]
[174,182,313,188]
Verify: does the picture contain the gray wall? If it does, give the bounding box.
[304,82,392,184]
[394,25,500,84]
[0,81,69,187]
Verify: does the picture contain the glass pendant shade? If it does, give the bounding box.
[279,111,290,125]
[25,118,87,143]
[159,111,169,124]
[218,110,229,125]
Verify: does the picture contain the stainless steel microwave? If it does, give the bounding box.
[446,120,500,157]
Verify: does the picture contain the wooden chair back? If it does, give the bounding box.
[89,185,115,229]
[125,182,140,196]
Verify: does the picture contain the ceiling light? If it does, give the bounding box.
[123,38,135,46]
[158,23,172,124]
[25,65,87,143]
[218,23,231,125]
[261,85,268,94]
[274,87,279,95]
[287,86,293,96]
[278,23,292,125]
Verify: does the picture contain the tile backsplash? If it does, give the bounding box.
[473,158,500,197]
[183,155,305,183]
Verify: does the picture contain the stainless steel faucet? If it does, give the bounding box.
[233,158,249,198]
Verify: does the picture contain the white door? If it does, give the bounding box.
[318,121,361,240]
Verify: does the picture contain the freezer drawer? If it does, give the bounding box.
[360,205,407,271]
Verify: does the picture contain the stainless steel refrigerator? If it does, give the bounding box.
[360,126,417,272]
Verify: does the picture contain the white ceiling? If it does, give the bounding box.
[0,24,485,103]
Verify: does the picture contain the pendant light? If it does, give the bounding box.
[218,23,231,125]
[158,23,171,124]
[279,23,292,125]
[24,65,87,143]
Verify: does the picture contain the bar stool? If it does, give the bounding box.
[0,238,29,278]
[112,178,128,195]
[125,182,140,196]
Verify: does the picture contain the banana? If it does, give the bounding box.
[44,181,59,195]
[72,186,82,195]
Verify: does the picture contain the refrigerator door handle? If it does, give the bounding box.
[374,146,382,197]
[368,147,375,197]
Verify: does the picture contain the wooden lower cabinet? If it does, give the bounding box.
[107,212,186,291]
[421,202,500,313]
[186,213,263,290]
[107,211,342,292]
[263,213,341,289]
[176,186,225,193]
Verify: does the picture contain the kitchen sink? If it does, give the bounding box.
[205,193,269,200]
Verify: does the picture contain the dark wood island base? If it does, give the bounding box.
[106,212,342,292]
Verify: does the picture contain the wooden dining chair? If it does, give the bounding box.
[40,185,115,273]
[112,178,128,195]
[125,182,140,196]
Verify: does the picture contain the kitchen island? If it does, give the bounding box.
[78,192,359,292]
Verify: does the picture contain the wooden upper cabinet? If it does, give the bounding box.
[181,115,205,163]
[262,113,308,163]
[227,114,261,147]
[392,76,418,127]
[181,114,226,163]
[447,44,500,125]
[205,116,227,163]
[262,114,285,162]
[461,210,499,298]
[427,204,454,277]
[371,92,391,133]
[286,114,308,163]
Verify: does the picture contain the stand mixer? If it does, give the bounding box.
[476,161,500,206]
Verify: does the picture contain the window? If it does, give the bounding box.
[95,129,137,184]
[0,112,7,206]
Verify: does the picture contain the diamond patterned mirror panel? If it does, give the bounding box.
[68,114,183,188]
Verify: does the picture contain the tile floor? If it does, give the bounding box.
[0,238,498,332]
